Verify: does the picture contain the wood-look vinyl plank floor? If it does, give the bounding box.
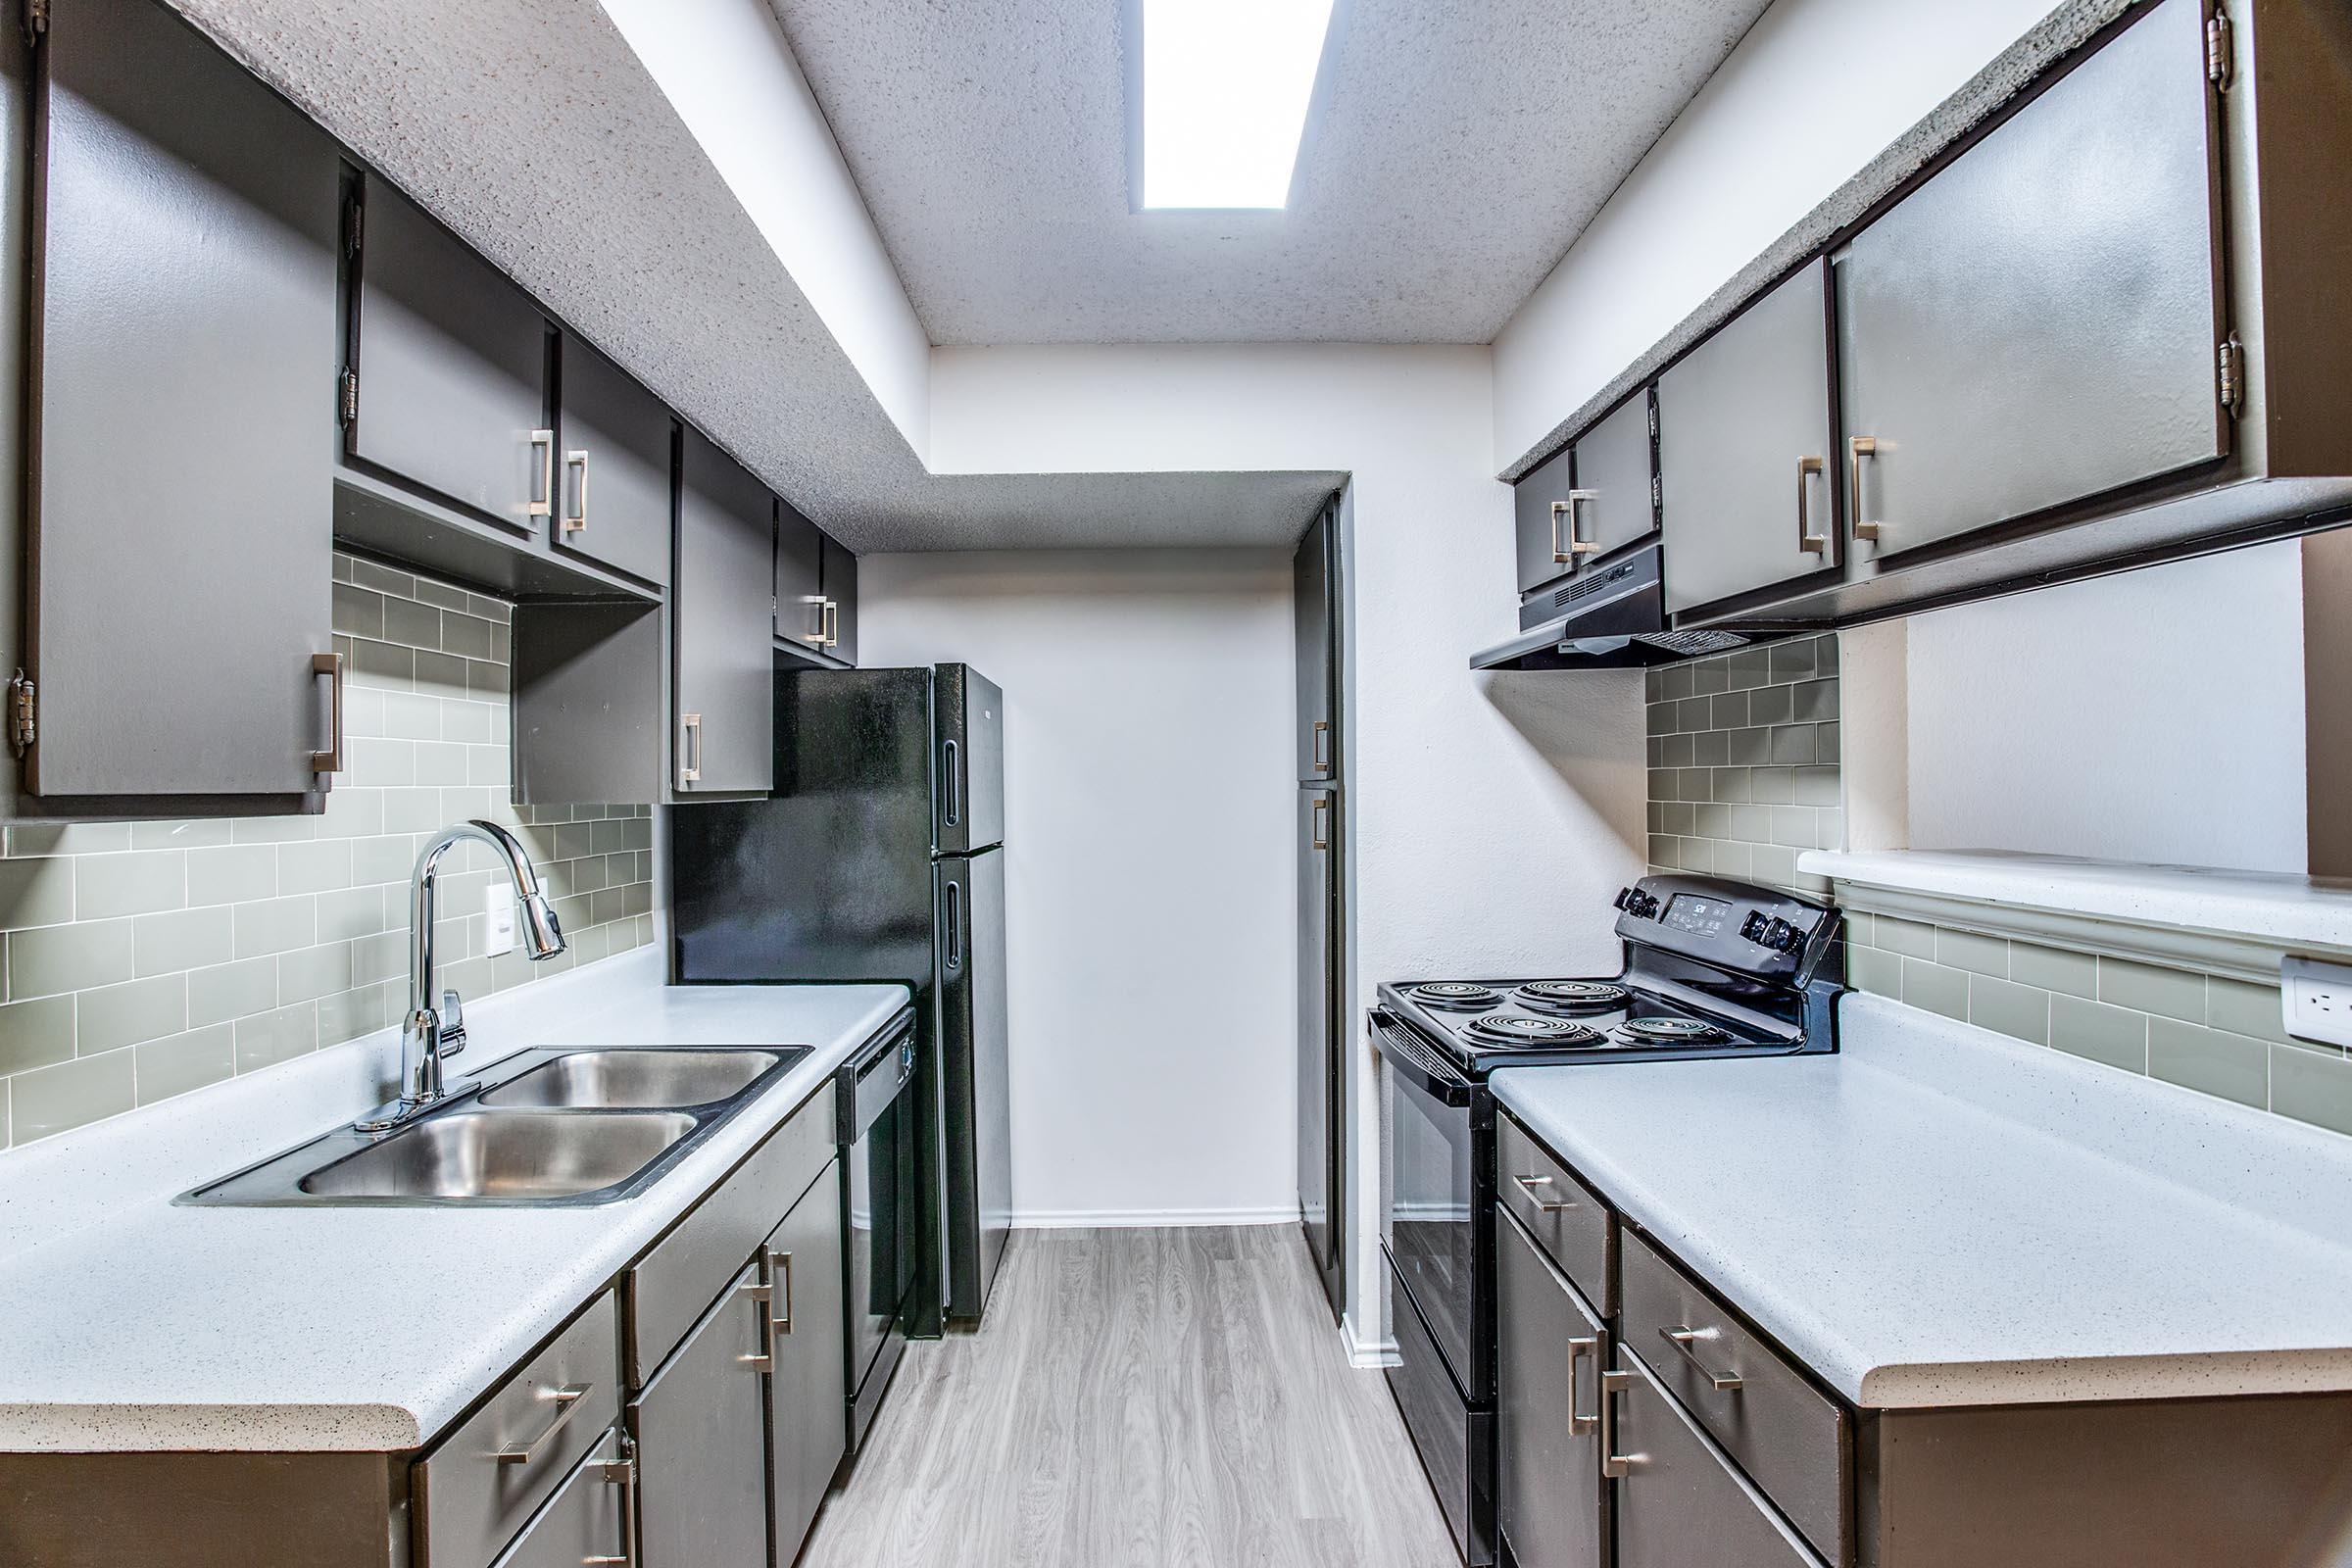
[798,1225,1459,1568]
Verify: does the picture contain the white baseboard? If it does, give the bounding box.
[1008,1206,1302,1230]
[1341,1312,1399,1368]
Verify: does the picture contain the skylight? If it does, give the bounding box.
[1140,0,1337,211]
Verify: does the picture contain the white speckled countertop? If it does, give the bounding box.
[1491,992,2352,1409]
[1799,849,2352,956]
[0,948,907,1452]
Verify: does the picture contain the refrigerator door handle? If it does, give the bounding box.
[942,740,961,828]
[943,878,964,972]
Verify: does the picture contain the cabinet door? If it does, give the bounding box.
[29,0,340,800]
[1659,261,1837,613]
[1294,506,1336,782]
[631,1264,770,1568]
[775,498,826,652]
[1839,0,2222,561]
[488,1432,631,1568]
[821,533,859,667]
[1298,787,1339,1297]
[1611,1351,1826,1568]
[349,172,550,529]
[1572,391,1657,566]
[556,334,672,585]
[765,1160,847,1562]
[1497,1214,1607,1568]
[1513,443,1579,596]
[675,428,775,796]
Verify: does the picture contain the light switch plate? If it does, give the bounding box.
[485,883,516,957]
[2281,956,2352,1049]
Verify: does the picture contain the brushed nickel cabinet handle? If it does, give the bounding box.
[491,1382,590,1464]
[563,450,589,535]
[528,428,555,520]
[1564,489,1601,557]
[1796,455,1828,555]
[1600,1368,1636,1478]
[1567,1334,1600,1435]
[800,594,826,645]
[1512,1172,1575,1213]
[766,1248,795,1337]
[585,1454,637,1566]
[1848,436,1883,543]
[311,652,345,775]
[1312,719,1330,775]
[679,712,702,785]
[1549,499,1570,564]
[822,600,840,648]
[737,1276,775,1371]
[1660,1325,1744,1392]
[1311,796,1330,851]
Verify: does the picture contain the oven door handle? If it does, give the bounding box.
[1369,1013,1473,1107]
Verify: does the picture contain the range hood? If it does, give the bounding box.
[1471,542,1748,670]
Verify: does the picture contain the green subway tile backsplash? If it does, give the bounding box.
[1840,907,2352,1137]
[1645,634,1840,895]
[0,553,655,1151]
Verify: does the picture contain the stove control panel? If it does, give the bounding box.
[1614,872,1835,979]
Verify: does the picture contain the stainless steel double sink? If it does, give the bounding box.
[182,1046,808,1207]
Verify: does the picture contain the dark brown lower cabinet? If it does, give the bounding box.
[1608,1350,1825,1568]
[487,1432,631,1568]
[631,1262,772,1567]
[766,1161,848,1561]
[1496,1210,1608,1568]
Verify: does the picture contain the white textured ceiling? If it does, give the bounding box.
[768,0,1774,344]
[166,0,1339,551]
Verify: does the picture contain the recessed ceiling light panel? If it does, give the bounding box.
[1140,0,1337,211]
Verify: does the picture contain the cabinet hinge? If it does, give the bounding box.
[2206,9,2232,89]
[339,367,359,425]
[23,0,47,42]
[7,670,34,757]
[2218,333,2244,415]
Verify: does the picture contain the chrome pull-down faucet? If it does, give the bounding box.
[355,820,567,1134]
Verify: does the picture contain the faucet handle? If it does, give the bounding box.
[439,989,466,1056]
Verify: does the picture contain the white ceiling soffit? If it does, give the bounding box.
[163,0,1338,551]
[767,0,1776,345]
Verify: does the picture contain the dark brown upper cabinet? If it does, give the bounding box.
[1836,0,2225,566]
[1658,260,1838,615]
[674,428,776,797]
[345,172,552,535]
[25,0,340,804]
[554,333,674,587]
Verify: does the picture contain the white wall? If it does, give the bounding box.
[931,345,1649,1349]
[857,550,1302,1225]
[599,0,933,456]
[1492,0,2056,468]
[1905,545,2309,873]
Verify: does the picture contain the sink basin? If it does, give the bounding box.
[477,1048,793,1110]
[296,1110,696,1200]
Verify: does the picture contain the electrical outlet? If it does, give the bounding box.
[485,883,516,957]
[2282,956,2352,1049]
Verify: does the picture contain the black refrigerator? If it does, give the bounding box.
[669,663,1013,1332]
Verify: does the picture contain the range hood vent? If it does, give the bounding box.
[1472,543,1749,670]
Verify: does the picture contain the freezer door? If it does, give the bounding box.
[936,848,1011,1321]
[934,664,1005,854]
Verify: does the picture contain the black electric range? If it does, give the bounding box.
[1367,873,1844,1566]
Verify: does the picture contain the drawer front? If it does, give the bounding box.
[1496,1111,1614,1315]
[488,1430,628,1568]
[629,1079,838,1384]
[1612,1348,1827,1568]
[418,1291,620,1568]
[1619,1229,1847,1564]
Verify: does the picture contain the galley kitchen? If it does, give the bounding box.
[2,2,2351,1567]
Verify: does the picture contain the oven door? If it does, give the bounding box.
[1372,1010,1487,1400]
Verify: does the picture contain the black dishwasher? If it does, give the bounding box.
[840,1013,919,1451]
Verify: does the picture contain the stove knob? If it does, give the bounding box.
[1763,916,1802,954]
[1740,911,1771,945]
[1613,886,1639,912]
